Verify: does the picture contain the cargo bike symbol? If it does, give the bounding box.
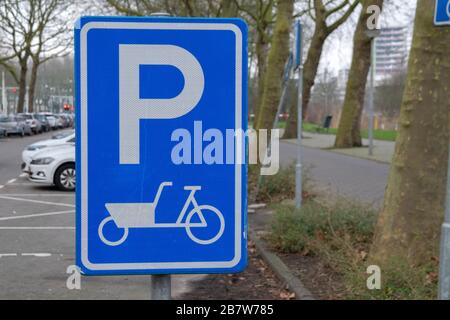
[98,182,225,246]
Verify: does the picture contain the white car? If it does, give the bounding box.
[28,144,75,191]
[37,113,57,129]
[22,130,75,171]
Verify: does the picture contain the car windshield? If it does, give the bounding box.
[20,114,32,119]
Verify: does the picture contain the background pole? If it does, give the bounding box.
[368,37,375,156]
[295,23,303,209]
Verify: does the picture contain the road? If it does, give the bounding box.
[0,132,201,299]
[279,141,389,207]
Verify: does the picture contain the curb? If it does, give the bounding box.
[249,230,315,300]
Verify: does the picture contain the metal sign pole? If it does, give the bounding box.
[151,274,171,300]
[148,12,173,301]
[295,22,303,209]
[368,37,375,156]
[439,140,450,300]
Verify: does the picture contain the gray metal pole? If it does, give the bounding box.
[148,11,173,301]
[295,28,303,210]
[150,274,171,300]
[439,140,450,300]
[368,38,375,156]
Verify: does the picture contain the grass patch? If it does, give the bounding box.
[303,122,397,142]
[268,200,438,299]
[249,164,311,204]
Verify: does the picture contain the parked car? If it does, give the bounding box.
[16,115,33,135]
[0,124,6,137]
[59,114,73,128]
[54,115,65,129]
[34,113,51,132]
[28,144,75,191]
[38,113,57,130]
[22,130,75,171]
[0,115,31,137]
[17,113,42,134]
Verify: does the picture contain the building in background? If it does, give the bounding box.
[375,26,409,77]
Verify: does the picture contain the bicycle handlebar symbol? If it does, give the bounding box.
[98,182,225,246]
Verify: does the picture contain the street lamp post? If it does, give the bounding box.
[365,29,380,156]
[294,20,303,210]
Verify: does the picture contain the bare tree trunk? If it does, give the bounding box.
[335,0,383,148]
[16,61,28,113]
[254,29,269,119]
[255,0,294,131]
[28,59,39,113]
[370,0,450,267]
[284,27,326,137]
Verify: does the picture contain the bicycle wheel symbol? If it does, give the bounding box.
[98,216,129,246]
[185,205,225,245]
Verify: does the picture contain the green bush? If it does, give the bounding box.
[249,164,309,203]
[269,201,375,254]
[268,200,438,299]
[345,257,438,300]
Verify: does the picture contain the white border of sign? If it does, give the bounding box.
[434,0,450,26]
[80,22,243,271]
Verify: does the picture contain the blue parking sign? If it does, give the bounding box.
[75,16,247,275]
[435,0,450,25]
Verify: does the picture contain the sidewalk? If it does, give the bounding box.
[284,132,395,164]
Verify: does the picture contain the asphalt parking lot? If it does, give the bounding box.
[0,133,201,299]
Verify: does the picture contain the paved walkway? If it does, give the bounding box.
[279,141,390,208]
[285,132,395,164]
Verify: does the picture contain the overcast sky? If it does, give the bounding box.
[318,0,417,76]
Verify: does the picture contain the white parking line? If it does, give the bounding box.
[7,179,16,184]
[21,253,52,257]
[0,193,72,197]
[19,173,27,178]
[0,253,52,258]
[0,185,3,189]
[0,210,75,221]
[0,195,75,208]
[0,227,74,230]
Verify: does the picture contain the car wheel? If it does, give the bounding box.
[54,163,76,191]
[20,129,25,137]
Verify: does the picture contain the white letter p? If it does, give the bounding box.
[119,44,204,164]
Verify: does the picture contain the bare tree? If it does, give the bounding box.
[310,68,339,120]
[233,0,274,119]
[371,0,450,268]
[0,0,38,113]
[27,0,73,112]
[374,70,406,118]
[284,0,360,138]
[106,0,237,17]
[255,0,294,132]
[334,0,383,148]
[0,0,71,113]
